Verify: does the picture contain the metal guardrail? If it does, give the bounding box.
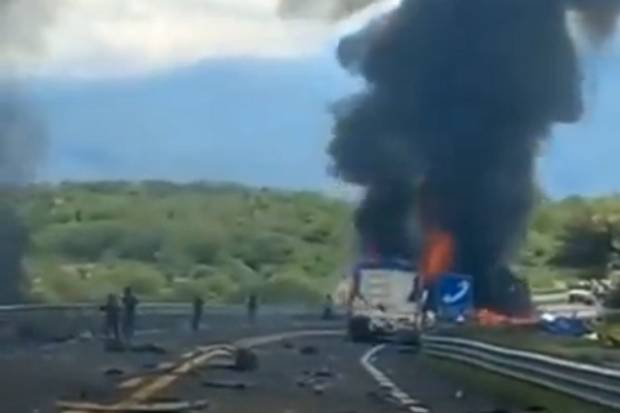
[532,292,569,305]
[422,335,620,410]
[0,302,328,316]
[0,302,198,314]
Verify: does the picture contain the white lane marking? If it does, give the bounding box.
[361,344,430,413]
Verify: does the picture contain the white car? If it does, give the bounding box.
[568,289,596,306]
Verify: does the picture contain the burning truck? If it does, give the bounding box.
[330,0,593,318]
[346,257,419,342]
[345,231,477,342]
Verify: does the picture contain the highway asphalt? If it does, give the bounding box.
[0,310,564,413]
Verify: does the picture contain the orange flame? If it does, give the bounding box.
[420,228,454,284]
[476,309,538,327]
[416,179,455,285]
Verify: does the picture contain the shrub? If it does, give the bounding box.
[258,273,323,305]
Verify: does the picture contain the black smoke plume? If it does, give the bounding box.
[329,0,591,314]
[0,0,52,303]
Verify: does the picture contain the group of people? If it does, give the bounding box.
[101,290,263,343]
[100,287,139,343]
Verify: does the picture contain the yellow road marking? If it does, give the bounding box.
[123,347,229,403]
[61,330,342,413]
[63,344,231,413]
[117,377,143,390]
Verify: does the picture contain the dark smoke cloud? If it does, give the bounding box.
[329,0,586,313]
[0,0,52,303]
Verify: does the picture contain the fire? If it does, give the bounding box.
[476,309,537,327]
[420,228,454,284]
[416,179,455,284]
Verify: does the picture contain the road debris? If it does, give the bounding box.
[118,377,144,390]
[78,331,95,341]
[233,347,258,371]
[103,367,125,377]
[104,339,126,353]
[57,399,209,412]
[202,379,251,390]
[131,343,168,355]
[313,384,325,395]
[299,345,318,355]
[314,366,334,378]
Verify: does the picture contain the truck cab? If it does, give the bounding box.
[347,258,420,343]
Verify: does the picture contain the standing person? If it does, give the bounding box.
[100,294,120,343]
[247,293,258,324]
[122,287,139,343]
[191,295,204,332]
[322,294,334,320]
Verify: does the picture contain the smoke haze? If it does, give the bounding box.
[0,0,52,303]
[329,0,595,313]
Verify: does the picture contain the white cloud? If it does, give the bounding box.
[3,0,327,77]
[0,0,402,78]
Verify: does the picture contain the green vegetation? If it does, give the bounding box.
[17,181,352,304]
[11,182,620,304]
[520,195,620,295]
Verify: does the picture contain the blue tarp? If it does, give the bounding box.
[541,316,591,337]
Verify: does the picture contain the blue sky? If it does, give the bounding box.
[10,0,620,198]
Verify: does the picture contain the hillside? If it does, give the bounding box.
[17,181,353,304]
[8,181,620,305]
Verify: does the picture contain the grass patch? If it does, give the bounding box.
[422,355,618,413]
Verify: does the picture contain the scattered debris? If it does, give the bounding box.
[142,362,158,370]
[57,399,209,412]
[314,366,334,378]
[131,343,168,355]
[103,368,125,377]
[118,377,144,390]
[202,379,251,390]
[78,331,94,341]
[313,384,325,395]
[104,339,126,353]
[155,362,175,371]
[233,347,259,372]
[299,345,319,355]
